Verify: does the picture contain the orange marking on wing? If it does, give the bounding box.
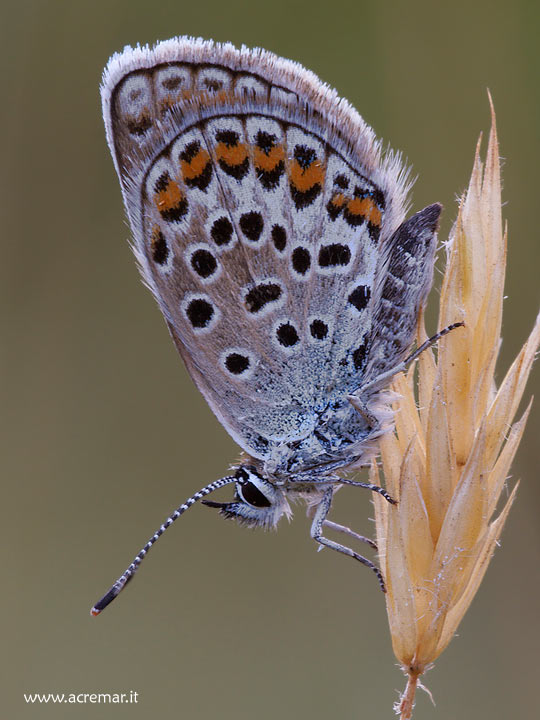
[181,148,211,180]
[289,159,325,191]
[254,145,285,171]
[347,197,382,227]
[155,179,184,211]
[216,142,248,166]
[329,192,347,208]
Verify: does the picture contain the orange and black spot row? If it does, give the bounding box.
[289,144,325,209]
[215,130,249,180]
[253,130,285,190]
[326,192,347,220]
[345,196,382,228]
[180,141,213,191]
[327,182,385,242]
[153,172,188,222]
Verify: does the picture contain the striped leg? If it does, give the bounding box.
[310,487,386,592]
[349,322,464,409]
[289,475,396,504]
[322,519,377,550]
[336,477,396,504]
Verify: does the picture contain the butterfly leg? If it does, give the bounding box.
[336,477,396,504]
[310,487,386,591]
[351,322,465,406]
[346,394,381,428]
[292,475,395,503]
[322,519,377,550]
[348,322,464,423]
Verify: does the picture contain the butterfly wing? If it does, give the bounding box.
[102,38,421,469]
[362,202,441,385]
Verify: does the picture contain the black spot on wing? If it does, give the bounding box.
[190,249,217,278]
[271,225,287,252]
[294,145,316,169]
[225,353,250,375]
[154,172,170,194]
[290,183,322,210]
[180,141,200,163]
[352,340,369,370]
[150,228,168,265]
[276,322,299,347]
[318,244,351,268]
[245,283,282,313]
[216,130,239,146]
[240,212,264,242]
[186,299,214,328]
[310,320,328,340]
[348,285,371,312]
[291,247,311,275]
[211,216,233,246]
[255,130,276,152]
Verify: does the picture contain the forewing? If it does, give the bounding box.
[101,38,411,460]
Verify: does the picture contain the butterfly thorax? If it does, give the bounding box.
[257,393,378,479]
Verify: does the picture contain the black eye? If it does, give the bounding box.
[239,481,272,508]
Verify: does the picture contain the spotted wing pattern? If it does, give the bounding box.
[101,38,435,475]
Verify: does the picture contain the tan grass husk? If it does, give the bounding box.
[372,100,540,719]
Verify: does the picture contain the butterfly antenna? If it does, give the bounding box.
[90,474,236,616]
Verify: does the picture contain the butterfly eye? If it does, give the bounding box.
[238,480,272,508]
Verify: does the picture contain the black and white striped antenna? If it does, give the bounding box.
[91,475,237,616]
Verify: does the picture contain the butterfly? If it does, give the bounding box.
[91,36,454,616]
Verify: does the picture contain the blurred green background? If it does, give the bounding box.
[2,1,539,718]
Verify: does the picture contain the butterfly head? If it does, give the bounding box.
[202,465,291,529]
